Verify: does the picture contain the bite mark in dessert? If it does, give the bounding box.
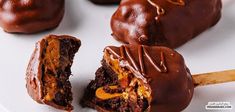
[81,45,194,112]
[26,35,81,111]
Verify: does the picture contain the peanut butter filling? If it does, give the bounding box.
[96,86,122,100]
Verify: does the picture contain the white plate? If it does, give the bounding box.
[0,0,235,112]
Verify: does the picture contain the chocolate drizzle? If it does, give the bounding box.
[106,45,168,78]
[167,0,185,6]
[147,0,165,21]
[160,52,167,72]
[138,46,145,74]
[124,46,141,72]
[142,47,167,73]
[147,0,185,21]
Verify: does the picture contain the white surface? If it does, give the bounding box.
[0,0,234,112]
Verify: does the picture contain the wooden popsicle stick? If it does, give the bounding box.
[193,69,235,87]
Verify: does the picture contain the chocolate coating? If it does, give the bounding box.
[26,35,81,111]
[107,45,194,112]
[90,0,120,4]
[0,0,65,33]
[111,0,222,48]
[81,45,194,112]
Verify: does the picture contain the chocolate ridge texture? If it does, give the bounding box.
[26,35,81,111]
[111,0,222,48]
[81,45,194,112]
[0,0,65,33]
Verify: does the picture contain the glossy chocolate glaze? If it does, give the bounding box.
[111,0,222,48]
[0,0,64,33]
[26,35,81,111]
[90,0,120,4]
[104,45,194,112]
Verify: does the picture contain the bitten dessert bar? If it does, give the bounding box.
[26,35,81,111]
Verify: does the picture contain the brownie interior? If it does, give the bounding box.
[41,37,79,107]
[81,60,149,112]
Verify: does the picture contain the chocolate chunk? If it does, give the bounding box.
[81,45,194,112]
[26,35,81,111]
[0,0,65,33]
[111,0,222,48]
